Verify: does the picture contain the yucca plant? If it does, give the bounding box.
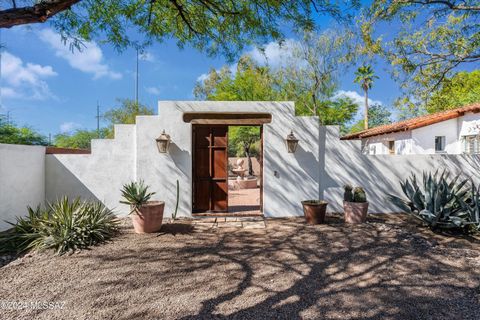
[0,197,119,255]
[388,170,476,232]
[120,180,155,213]
[0,206,48,254]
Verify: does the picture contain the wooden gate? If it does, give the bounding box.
[192,125,228,212]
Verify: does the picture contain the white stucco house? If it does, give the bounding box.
[2,100,480,231]
[341,104,480,155]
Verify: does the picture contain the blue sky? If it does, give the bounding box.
[0,16,397,137]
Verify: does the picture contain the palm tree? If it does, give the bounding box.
[354,65,378,130]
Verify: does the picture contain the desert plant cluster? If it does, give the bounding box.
[389,171,480,234]
[344,185,367,203]
[0,197,119,255]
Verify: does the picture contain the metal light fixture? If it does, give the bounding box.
[156,130,171,153]
[285,130,299,153]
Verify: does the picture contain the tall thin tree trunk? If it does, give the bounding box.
[244,144,253,176]
[364,88,369,130]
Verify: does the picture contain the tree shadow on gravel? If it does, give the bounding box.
[2,216,479,320]
[157,222,195,236]
[173,221,480,319]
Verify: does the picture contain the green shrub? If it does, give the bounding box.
[388,171,479,233]
[0,197,119,255]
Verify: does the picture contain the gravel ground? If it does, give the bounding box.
[1,214,479,320]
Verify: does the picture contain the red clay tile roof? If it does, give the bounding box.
[341,103,480,140]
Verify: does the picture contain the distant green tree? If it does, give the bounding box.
[279,29,359,120]
[427,71,480,113]
[348,104,392,133]
[0,115,47,145]
[322,99,359,129]
[54,128,110,149]
[354,64,378,129]
[229,126,261,176]
[195,33,359,126]
[103,99,154,137]
[194,56,280,101]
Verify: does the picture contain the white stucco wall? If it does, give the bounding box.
[362,131,412,155]
[45,101,320,218]
[1,104,480,225]
[459,112,480,136]
[135,101,320,218]
[0,144,45,230]
[411,118,460,154]
[46,124,136,214]
[322,126,480,213]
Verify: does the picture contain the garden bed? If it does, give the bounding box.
[1,214,479,319]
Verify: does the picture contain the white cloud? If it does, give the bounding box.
[196,63,237,83]
[38,28,122,80]
[60,121,82,133]
[1,87,21,99]
[1,51,57,100]
[247,39,297,67]
[196,73,210,82]
[146,86,161,95]
[333,90,383,107]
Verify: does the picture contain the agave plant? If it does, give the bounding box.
[0,197,119,255]
[458,182,480,233]
[120,180,155,213]
[388,170,475,231]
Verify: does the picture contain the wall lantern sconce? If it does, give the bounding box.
[156,130,171,153]
[285,130,299,153]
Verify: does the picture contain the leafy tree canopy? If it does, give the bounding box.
[0,115,48,145]
[54,128,109,149]
[348,104,392,134]
[427,70,480,113]
[195,56,280,101]
[363,0,480,100]
[194,29,360,127]
[229,126,260,176]
[0,0,359,59]
[103,98,154,137]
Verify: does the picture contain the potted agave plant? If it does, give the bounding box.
[343,185,368,223]
[120,180,165,233]
[301,200,328,224]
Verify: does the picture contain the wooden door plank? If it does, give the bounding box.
[193,124,228,213]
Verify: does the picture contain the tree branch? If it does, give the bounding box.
[168,0,200,34]
[396,0,480,11]
[0,0,82,28]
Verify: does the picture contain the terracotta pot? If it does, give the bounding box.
[131,201,165,233]
[343,201,368,224]
[301,200,328,224]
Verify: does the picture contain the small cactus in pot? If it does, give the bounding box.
[343,185,368,223]
[353,187,367,203]
[344,185,354,202]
